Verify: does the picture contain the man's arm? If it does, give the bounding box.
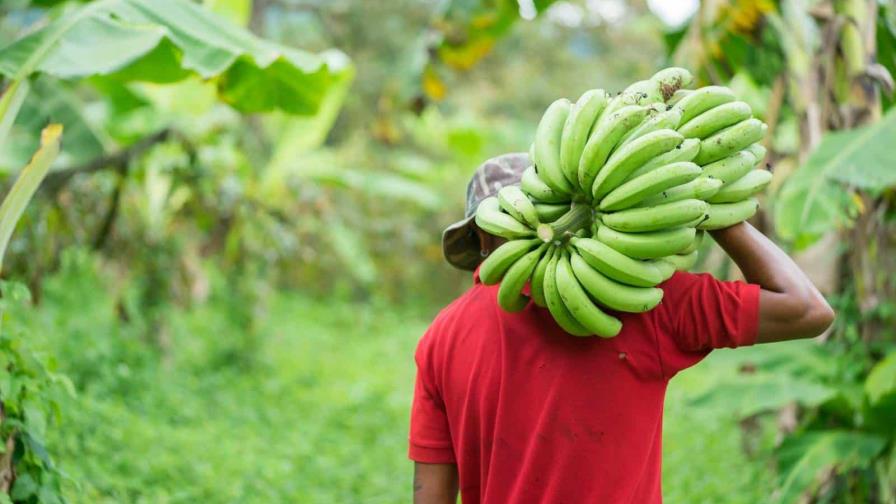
[710,222,835,343]
[414,462,458,504]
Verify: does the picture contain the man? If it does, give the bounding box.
[409,153,834,504]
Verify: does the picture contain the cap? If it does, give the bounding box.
[442,152,531,270]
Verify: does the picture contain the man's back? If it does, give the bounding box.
[410,269,759,503]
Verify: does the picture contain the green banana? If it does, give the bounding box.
[707,169,772,203]
[666,89,692,106]
[475,197,536,239]
[662,250,699,271]
[497,185,539,228]
[677,101,753,139]
[479,238,540,285]
[603,80,663,117]
[560,89,609,188]
[543,250,592,337]
[569,252,663,313]
[697,198,759,230]
[652,258,676,281]
[673,85,737,124]
[597,225,696,259]
[497,243,548,312]
[699,150,757,184]
[694,118,767,165]
[599,161,702,211]
[534,98,574,194]
[592,129,684,200]
[625,137,701,181]
[578,105,649,192]
[679,230,704,255]
[619,105,683,147]
[530,246,556,307]
[601,199,708,233]
[746,143,767,164]
[651,67,694,100]
[521,166,569,203]
[682,214,710,227]
[570,236,663,287]
[534,202,570,223]
[636,176,723,207]
[556,251,622,338]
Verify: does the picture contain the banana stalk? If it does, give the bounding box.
[536,204,592,243]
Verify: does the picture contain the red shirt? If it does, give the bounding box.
[408,269,760,503]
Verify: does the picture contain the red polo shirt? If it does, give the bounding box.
[409,269,759,503]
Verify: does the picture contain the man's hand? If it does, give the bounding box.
[414,462,458,504]
[710,222,835,343]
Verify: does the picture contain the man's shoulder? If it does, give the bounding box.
[430,282,498,331]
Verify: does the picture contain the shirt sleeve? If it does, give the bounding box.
[408,328,456,463]
[653,271,761,379]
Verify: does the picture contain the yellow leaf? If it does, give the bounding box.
[851,192,866,214]
[471,13,498,30]
[440,37,496,71]
[422,66,447,101]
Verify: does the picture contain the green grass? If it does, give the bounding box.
[8,254,775,502]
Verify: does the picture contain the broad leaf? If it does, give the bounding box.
[826,108,896,188]
[688,373,836,418]
[0,0,351,115]
[261,67,354,197]
[867,351,896,405]
[0,124,62,272]
[776,431,886,503]
[204,0,252,26]
[0,77,108,172]
[771,110,896,249]
[430,0,558,75]
[0,80,29,147]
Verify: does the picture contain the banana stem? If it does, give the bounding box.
[537,204,592,243]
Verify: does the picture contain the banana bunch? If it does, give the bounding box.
[670,87,772,231]
[474,67,771,337]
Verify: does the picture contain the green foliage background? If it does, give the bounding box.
[0,0,894,502]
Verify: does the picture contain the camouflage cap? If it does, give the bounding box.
[442,152,531,271]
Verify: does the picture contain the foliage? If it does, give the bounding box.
[0,282,73,504]
[0,124,64,502]
[776,431,886,503]
[0,0,353,499]
[0,252,777,502]
[8,0,895,501]
[775,108,896,249]
[0,0,351,115]
[683,312,896,501]
[419,0,559,101]
[666,0,896,501]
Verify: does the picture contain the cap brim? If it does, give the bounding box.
[442,216,481,271]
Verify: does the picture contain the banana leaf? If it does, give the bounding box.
[0,0,351,115]
[0,77,109,172]
[0,124,61,272]
[688,373,836,418]
[774,108,896,249]
[776,431,886,503]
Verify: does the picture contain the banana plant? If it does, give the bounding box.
[0,123,64,501]
[0,0,352,168]
[666,1,896,500]
[0,0,353,497]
